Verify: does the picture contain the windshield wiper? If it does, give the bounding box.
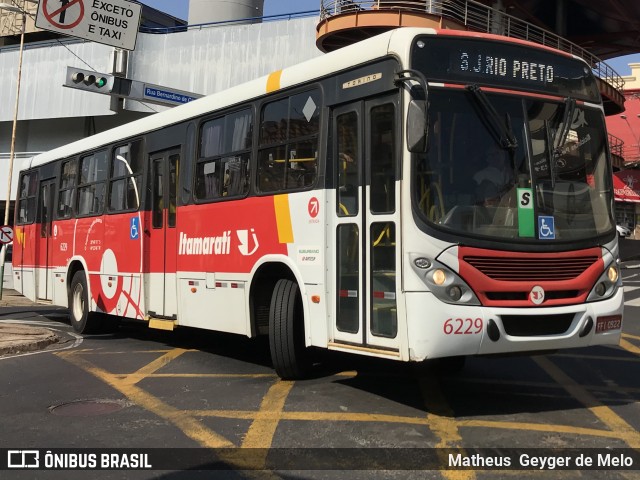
[553,97,576,156]
[466,84,518,150]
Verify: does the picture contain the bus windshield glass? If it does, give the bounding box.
[413,89,613,242]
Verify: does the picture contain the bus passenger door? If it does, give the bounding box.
[36,179,55,301]
[146,149,180,318]
[330,95,401,353]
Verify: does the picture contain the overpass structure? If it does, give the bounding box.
[316,0,633,115]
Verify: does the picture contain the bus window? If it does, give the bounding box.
[168,154,178,227]
[196,109,252,201]
[57,160,76,219]
[77,150,108,217]
[17,171,38,224]
[257,90,320,193]
[109,140,143,212]
[369,103,396,214]
[337,111,358,217]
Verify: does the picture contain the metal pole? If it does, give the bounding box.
[0,7,25,300]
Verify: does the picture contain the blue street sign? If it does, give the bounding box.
[144,87,198,105]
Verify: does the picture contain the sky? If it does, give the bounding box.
[139,0,319,20]
[139,1,640,75]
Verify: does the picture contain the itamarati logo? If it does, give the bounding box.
[178,229,259,256]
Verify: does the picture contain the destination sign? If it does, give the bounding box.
[411,36,600,102]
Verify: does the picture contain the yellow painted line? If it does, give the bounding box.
[74,350,175,355]
[273,195,294,244]
[57,351,234,448]
[620,338,640,355]
[242,381,294,448]
[622,332,640,342]
[266,70,282,93]
[419,376,475,480]
[185,408,628,443]
[534,356,640,448]
[188,409,433,424]
[114,373,278,379]
[456,377,640,395]
[553,352,640,362]
[121,348,188,385]
[458,419,624,440]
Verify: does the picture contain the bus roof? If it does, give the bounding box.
[28,27,588,169]
[29,28,415,169]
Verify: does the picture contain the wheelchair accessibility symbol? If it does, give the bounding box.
[538,216,555,240]
[130,217,140,240]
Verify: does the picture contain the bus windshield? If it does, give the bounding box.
[413,89,614,242]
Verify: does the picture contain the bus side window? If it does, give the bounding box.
[196,109,252,201]
[77,150,108,216]
[109,141,143,212]
[57,159,76,219]
[257,90,320,193]
[17,171,38,224]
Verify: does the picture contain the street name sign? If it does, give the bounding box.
[36,0,142,51]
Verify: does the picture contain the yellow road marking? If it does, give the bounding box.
[458,419,625,440]
[242,381,294,448]
[455,377,640,395]
[419,375,475,480]
[114,373,278,379]
[622,333,640,342]
[57,351,234,448]
[620,338,640,355]
[553,352,640,362]
[122,348,188,385]
[534,356,640,448]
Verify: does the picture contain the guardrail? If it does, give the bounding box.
[609,133,624,159]
[320,0,624,91]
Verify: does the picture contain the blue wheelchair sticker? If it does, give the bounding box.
[130,217,140,240]
[538,216,555,240]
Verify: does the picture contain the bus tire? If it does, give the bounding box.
[269,278,310,380]
[69,270,102,334]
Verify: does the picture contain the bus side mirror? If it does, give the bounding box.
[407,100,428,153]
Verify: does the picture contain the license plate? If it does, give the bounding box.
[595,315,622,333]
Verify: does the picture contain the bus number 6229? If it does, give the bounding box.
[444,318,483,335]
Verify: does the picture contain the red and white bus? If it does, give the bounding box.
[13,28,623,378]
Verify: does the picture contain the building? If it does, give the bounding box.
[1,0,636,229]
[0,1,320,226]
[606,64,640,237]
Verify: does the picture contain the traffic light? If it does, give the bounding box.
[64,66,114,94]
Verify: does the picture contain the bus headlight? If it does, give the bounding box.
[410,256,480,306]
[433,269,447,285]
[587,263,621,302]
[607,266,619,283]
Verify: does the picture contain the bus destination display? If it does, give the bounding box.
[411,36,600,102]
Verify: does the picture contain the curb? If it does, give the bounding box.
[0,326,60,355]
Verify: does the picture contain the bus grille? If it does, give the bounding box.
[463,256,598,281]
[501,314,575,336]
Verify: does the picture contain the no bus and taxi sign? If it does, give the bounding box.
[36,0,142,51]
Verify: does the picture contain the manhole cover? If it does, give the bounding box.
[49,399,128,417]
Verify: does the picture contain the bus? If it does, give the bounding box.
[13,28,623,379]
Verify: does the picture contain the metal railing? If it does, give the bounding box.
[609,133,624,159]
[320,0,624,91]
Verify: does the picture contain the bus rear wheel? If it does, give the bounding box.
[69,270,102,334]
[269,279,310,380]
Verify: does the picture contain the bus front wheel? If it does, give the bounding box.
[69,270,102,334]
[269,279,310,380]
